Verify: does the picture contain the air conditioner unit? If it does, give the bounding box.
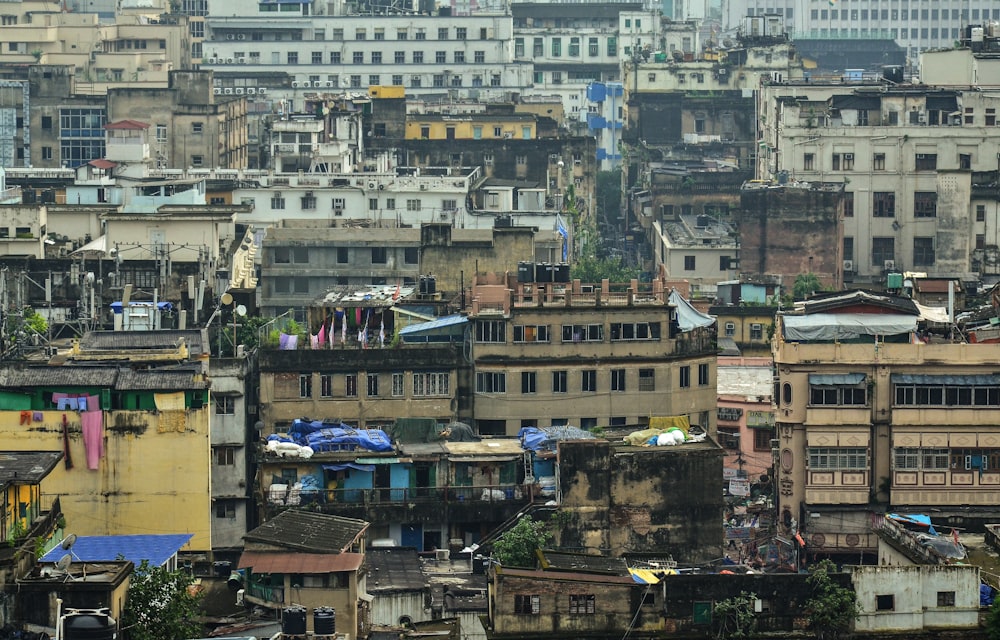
[305,191,314,197]
[213,87,222,95]
[235,87,245,94]
[236,589,245,606]
[237,58,246,64]
[237,34,246,40]
[258,87,267,94]
[842,259,854,272]
[247,87,256,94]
[225,58,234,64]
[844,153,854,160]
[419,184,427,191]
[223,88,234,94]
[769,439,779,449]
[207,57,218,63]
[324,81,334,87]
[368,181,377,189]
[435,549,450,561]
[291,81,301,88]
[226,34,235,40]
[884,260,895,270]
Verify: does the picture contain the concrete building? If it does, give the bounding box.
[756,79,1000,283]
[773,290,1000,563]
[717,357,774,484]
[649,197,739,297]
[466,272,717,436]
[721,1,1000,67]
[851,565,981,633]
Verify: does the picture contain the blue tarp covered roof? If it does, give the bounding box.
[888,513,937,535]
[288,419,394,452]
[668,291,715,331]
[399,315,468,334]
[40,533,192,567]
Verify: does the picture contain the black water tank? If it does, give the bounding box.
[882,65,904,84]
[555,263,570,283]
[213,560,232,577]
[313,607,336,635]
[282,606,307,636]
[536,263,554,282]
[63,610,117,640]
[22,189,36,204]
[425,275,436,294]
[517,261,535,283]
[472,554,487,574]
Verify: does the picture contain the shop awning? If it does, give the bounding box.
[808,373,866,386]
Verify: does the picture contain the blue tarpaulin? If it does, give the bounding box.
[288,419,394,452]
[518,426,595,452]
[888,513,938,535]
[322,463,375,472]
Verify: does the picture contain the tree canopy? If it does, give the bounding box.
[793,273,823,300]
[492,516,552,568]
[805,559,858,640]
[122,560,204,640]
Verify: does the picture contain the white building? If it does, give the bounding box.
[722,0,1000,65]
[757,80,1000,283]
[851,565,981,633]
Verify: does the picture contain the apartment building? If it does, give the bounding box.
[773,290,1000,562]
[757,80,1000,282]
[722,0,1000,63]
[466,272,717,436]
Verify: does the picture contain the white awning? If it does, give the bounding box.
[71,234,107,256]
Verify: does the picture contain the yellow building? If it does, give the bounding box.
[773,290,1000,563]
[405,113,537,141]
[0,361,213,552]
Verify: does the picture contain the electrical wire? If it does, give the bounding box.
[620,583,652,640]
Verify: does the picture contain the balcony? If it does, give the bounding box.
[264,484,530,523]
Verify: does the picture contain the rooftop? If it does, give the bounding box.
[0,451,63,486]
[78,330,206,356]
[663,214,736,247]
[243,510,369,553]
[312,284,416,308]
[39,533,192,567]
[367,547,428,593]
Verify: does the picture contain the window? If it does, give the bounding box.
[552,371,568,393]
[977,204,986,222]
[811,381,867,405]
[476,321,506,343]
[270,193,286,210]
[411,371,449,397]
[371,51,382,64]
[455,26,466,40]
[41,146,52,160]
[582,370,596,392]
[551,38,561,57]
[610,322,660,341]
[214,395,235,415]
[515,595,540,615]
[611,369,626,392]
[832,153,854,170]
[215,502,236,519]
[568,595,595,615]
[913,237,935,266]
[287,51,298,64]
[808,447,868,470]
[521,371,536,394]
[876,595,894,611]
[915,153,937,171]
[937,591,956,607]
[371,247,387,264]
[872,192,895,217]
[843,192,854,218]
[749,323,763,340]
[914,192,937,218]
[872,237,895,267]
[684,255,696,271]
[639,369,655,391]
[336,247,348,264]
[365,374,379,397]
[330,52,341,63]
[301,194,317,209]
[299,374,312,398]
[216,446,236,465]
[513,325,549,343]
[754,429,773,452]
[979,234,987,250]
[679,366,691,388]
[406,199,421,211]
[562,324,603,342]
[724,322,735,337]
[345,374,358,397]
[873,152,886,171]
[698,363,709,386]
[320,374,332,398]
[803,153,815,171]
[356,28,366,40]
[988,109,997,126]
[476,372,507,393]
[960,153,972,170]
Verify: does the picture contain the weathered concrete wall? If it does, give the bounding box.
[421,225,537,293]
[556,440,724,562]
[738,186,843,288]
[852,565,981,632]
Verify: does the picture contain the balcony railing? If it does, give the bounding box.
[268,484,526,508]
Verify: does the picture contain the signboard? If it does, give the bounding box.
[729,479,750,496]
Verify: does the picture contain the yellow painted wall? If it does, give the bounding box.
[405,118,535,140]
[0,408,212,551]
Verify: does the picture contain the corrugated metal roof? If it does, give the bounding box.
[237,551,364,574]
[0,366,119,388]
[115,369,208,390]
[79,330,205,355]
[0,451,62,485]
[399,315,468,335]
[39,533,192,567]
[367,548,427,593]
[243,510,369,553]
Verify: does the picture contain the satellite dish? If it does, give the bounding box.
[221,292,234,305]
[61,533,77,550]
[236,304,247,317]
[55,554,72,572]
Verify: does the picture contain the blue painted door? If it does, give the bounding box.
[401,523,423,550]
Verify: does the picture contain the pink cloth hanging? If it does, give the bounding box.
[81,411,104,470]
[317,323,327,347]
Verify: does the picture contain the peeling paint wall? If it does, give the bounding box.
[851,565,981,632]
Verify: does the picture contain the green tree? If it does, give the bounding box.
[596,169,622,226]
[805,559,859,640]
[986,598,1000,640]
[570,252,639,283]
[493,516,552,568]
[220,315,272,356]
[122,560,204,640]
[713,591,758,640]
[793,273,823,300]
